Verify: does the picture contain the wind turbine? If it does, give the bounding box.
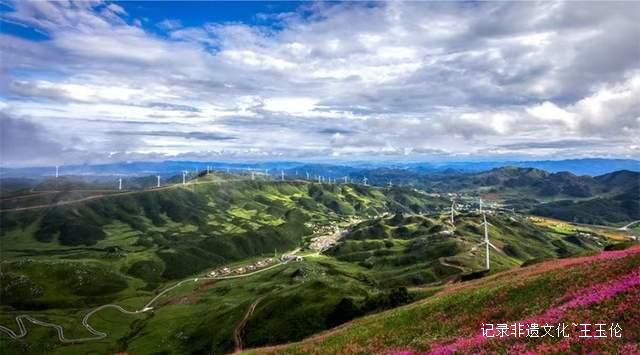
[55,165,59,178]
[343,176,348,184]
[157,175,161,188]
[450,200,456,225]
[182,171,187,185]
[479,198,483,213]
[251,171,255,181]
[363,177,368,186]
[118,178,122,191]
[281,170,284,181]
[388,180,393,188]
[306,171,310,180]
[476,213,500,270]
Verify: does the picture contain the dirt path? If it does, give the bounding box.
[438,257,467,274]
[234,297,264,353]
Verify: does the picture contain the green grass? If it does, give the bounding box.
[0,181,450,354]
[248,247,640,354]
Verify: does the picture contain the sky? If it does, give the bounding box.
[1,0,639,167]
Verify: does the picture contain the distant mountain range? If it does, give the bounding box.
[420,167,638,198]
[1,158,638,179]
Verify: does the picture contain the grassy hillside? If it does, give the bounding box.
[0,177,451,354]
[250,244,640,354]
[328,212,605,287]
[0,177,449,296]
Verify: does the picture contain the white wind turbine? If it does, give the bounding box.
[475,213,500,270]
[281,170,284,181]
[55,165,59,178]
[450,200,456,225]
[118,178,122,191]
[306,171,310,180]
[388,180,393,188]
[363,177,368,186]
[182,171,187,185]
[343,176,348,184]
[157,175,161,188]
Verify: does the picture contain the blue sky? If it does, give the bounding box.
[1,1,639,167]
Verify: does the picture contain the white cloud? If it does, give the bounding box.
[1,0,639,165]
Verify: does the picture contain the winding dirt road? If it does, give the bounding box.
[0,261,287,343]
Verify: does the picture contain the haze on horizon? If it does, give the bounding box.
[1,1,639,167]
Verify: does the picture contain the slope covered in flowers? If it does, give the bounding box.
[250,245,640,354]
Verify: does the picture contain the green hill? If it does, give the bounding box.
[328,212,605,287]
[249,244,640,354]
[0,178,451,354]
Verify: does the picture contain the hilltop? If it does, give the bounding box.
[250,244,640,354]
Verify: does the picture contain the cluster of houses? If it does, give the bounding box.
[207,257,276,277]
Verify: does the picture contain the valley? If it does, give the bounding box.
[0,169,637,354]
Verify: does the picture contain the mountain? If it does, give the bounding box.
[251,244,640,354]
[2,158,638,179]
[420,167,639,200]
[532,193,640,224]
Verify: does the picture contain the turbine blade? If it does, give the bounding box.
[488,242,500,252]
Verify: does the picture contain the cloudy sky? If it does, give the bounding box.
[1,1,639,167]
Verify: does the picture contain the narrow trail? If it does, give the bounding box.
[438,257,467,274]
[0,261,287,343]
[234,297,264,353]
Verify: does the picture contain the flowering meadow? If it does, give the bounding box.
[255,245,640,354]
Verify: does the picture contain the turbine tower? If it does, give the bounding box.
[306,171,310,180]
[476,213,500,270]
[363,177,368,186]
[281,170,284,181]
[450,200,456,225]
[251,171,255,180]
[388,180,393,188]
[55,165,59,178]
[157,175,161,188]
[118,178,122,191]
[343,176,348,184]
[182,171,187,185]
